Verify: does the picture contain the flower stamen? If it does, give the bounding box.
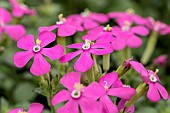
[82,39,92,50]
[80,8,91,17]
[122,21,131,31]
[33,39,41,52]
[56,14,66,25]
[103,24,112,32]
[18,110,27,113]
[71,83,84,98]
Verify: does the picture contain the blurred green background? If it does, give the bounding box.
[0,0,170,113]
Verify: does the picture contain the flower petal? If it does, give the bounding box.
[90,42,113,55]
[74,51,94,72]
[60,72,81,91]
[38,31,56,47]
[4,25,26,41]
[38,25,58,32]
[66,43,84,49]
[147,83,160,102]
[100,95,118,113]
[155,82,168,100]
[159,27,170,35]
[13,51,34,68]
[41,44,64,60]
[52,90,70,106]
[127,35,142,48]
[108,12,124,18]
[131,26,149,36]
[130,61,148,77]
[17,35,35,50]
[79,97,102,113]
[58,24,76,37]
[99,72,118,88]
[0,7,12,23]
[91,13,109,23]
[28,103,44,113]
[112,38,126,51]
[57,99,79,113]
[83,18,99,30]
[108,87,136,100]
[60,50,83,63]
[30,53,51,76]
[83,82,105,100]
[8,108,23,113]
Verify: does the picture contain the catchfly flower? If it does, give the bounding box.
[52,72,105,113]
[67,9,109,30]
[130,61,169,102]
[145,17,170,35]
[82,24,126,50]
[60,39,113,72]
[13,31,64,76]
[98,72,136,113]
[38,14,84,36]
[112,18,149,48]
[108,8,146,25]
[8,102,44,113]
[9,0,36,18]
[153,54,167,67]
[0,7,26,41]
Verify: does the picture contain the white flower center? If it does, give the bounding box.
[33,45,41,52]
[82,39,91,50]
[33,39,41,52]
[80,9,91,17]
[56,14,66,25]
[71,90,81,98]
[21,4,28,10]
[104,81,109,90]
[103,24,112,32]
[121,21,131,31]
[149,74,157,82]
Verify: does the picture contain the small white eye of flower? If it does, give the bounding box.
[149,74,157,82]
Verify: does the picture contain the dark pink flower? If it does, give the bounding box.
[82,25,126,50]
[112,19,149,48]
[108,9,146,25]
[67,9,109,30]
[153,54,167,67]
[60,39,113,72]
[9,0,36,18]
[38,14,84,37]
[8,102,44,113]
[98,72,136,113]
[0,7,26,41]
[52,72,105,113]
[13,31,64,76]
[145,17,170,35]
[130,61,169,102]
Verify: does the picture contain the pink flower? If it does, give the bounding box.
[9,0,36,18]
[0,7,26,41]
[145,17,170,35]
[82,25,126,50]
[98,72,136,113]
[112,18,149,48]
[153,54,167,67]
[60,39,113,72]
[52,72,105,113]
[67,9,109,30]
[38,14,84,37]
[130,61,169,102]
[118,99,135,113]
[8,102,44,113]
[108,9,146,25]
[13,31,64,76]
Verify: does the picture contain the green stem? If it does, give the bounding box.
[103,54,110,73]
[125,82,148,108]
[141,31,158,65]
[57,36,66,54]
[92,54,99,75]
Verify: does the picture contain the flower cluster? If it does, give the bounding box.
[4,3,169,113]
